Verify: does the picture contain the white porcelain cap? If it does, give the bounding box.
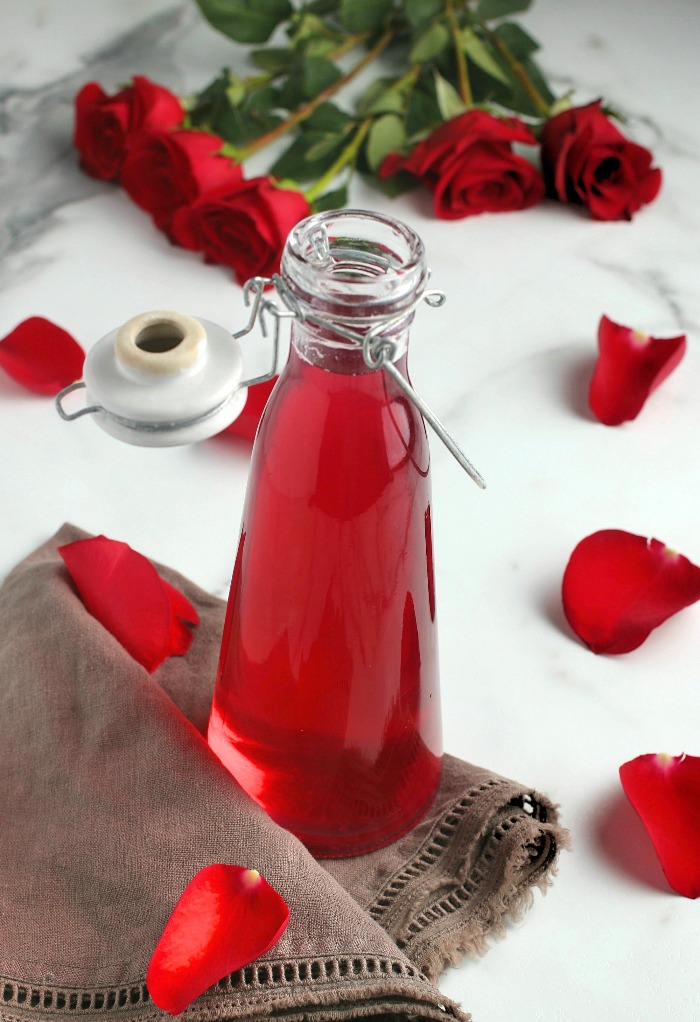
[81,310,247,447]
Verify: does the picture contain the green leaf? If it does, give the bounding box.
[288,12,332,44]
[405,72,442,136]
[357,77,401,115]
[305,133,347,161]
[303,57,342,99]
[495,21,540,58]
[366,113,407,173]
[305,102,352,132]
[339,0,393,33]
[270,132,344,181]
[280,56,342,106]
[404,0,442,29]
[409,21,449,64]
[311,184,348,212]
[304,37,340,57]
[246,84,283,114]
[250,47,296,73]
[194,0,293,43]
[371,169,419,198]
[433,71,467,121]
[225,73,247,106]
[307,0,341,13]
[476,0,531,21]
[458,27,510,84]
[364,86,406,116]
[521,55,555,103]
[188,73,284,145]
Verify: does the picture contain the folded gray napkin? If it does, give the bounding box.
[0,525,567,1022]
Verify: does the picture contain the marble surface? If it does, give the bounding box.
[2,1,699,1018]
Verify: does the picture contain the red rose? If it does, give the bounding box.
[171,177,310,284]
[73,76,183,181]
[380,109,544,220]
[120,130,242,233]
[540,100,662,221]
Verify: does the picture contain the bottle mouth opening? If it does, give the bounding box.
[282,209,427,317]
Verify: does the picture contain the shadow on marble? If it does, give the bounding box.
[593,787,669,894]
[558,346,597,420]
[538,580,576,643]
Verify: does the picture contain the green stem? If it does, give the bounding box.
[445,0,472,106]
[392,64,421,94]
[304,118,372,203]
[237,28,394,161]
[480,23,551,117]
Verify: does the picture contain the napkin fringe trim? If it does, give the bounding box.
[367,782,569,979]
[0,954,456,1018]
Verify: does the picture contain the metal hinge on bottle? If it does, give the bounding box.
[236,274,486,489]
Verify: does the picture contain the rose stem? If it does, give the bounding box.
[304,117,372,203]
[480,24,551,117]
[445,0,472,106]
[237,28,394,161]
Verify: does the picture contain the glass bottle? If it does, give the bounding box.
[208,210,442,857]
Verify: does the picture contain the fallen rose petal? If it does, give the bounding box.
[620,753,700,898]
[147,864,289,1015]
[0,317,85,395]
[219,376,278,442]
[58,536,199,672]
[589,314,686,425]
[562,529,700,654]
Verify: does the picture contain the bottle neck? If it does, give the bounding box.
[289,314,413,375]
[280,210,427,376]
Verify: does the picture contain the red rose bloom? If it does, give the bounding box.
[73,76,183,181]
[171,177,310,284]
[120,130,242,233]
[380,109,544,220]
[540,100,662,221]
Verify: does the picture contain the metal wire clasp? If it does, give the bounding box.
[239,276,486,489]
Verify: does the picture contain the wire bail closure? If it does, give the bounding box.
[237,275,486,489]
[55,274,485,487]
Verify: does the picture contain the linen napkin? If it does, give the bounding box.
[0,525,567,1022]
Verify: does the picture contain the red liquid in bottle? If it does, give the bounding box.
[208,337,442,856]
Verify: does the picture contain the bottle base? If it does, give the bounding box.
[208,710,443,858]
[297,768,443,859]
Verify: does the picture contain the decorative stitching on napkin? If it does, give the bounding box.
[0,955,432,1015]
[364,781,567,979]
[368,779,506,924]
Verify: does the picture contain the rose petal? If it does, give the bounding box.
[540,100,662,221]
[620,753,700,898]
[219,376,278,442]
[589,315,686,425]
[58,536,199,672]
[562,529,700,654]
[0,317,85,395]
[147,864,290,1015]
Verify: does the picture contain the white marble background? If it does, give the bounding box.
[2,1,699,1019]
